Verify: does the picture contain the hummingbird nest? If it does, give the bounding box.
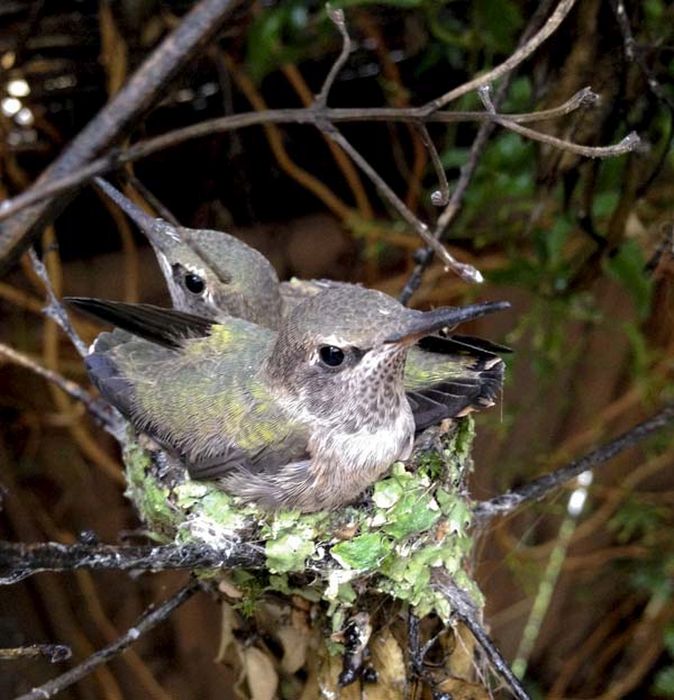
[123,417,482,632]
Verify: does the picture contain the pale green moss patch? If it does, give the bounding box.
[122,418,482,622]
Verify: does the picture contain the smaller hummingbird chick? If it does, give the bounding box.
[69,290,509,512]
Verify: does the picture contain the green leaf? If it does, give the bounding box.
[604,240,654,319]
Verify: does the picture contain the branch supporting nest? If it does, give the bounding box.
[0,541,265,583]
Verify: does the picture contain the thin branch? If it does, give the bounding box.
[13,580,200,700]
[398,0,568,304]
[478,84,641,158]
[421,0,579,113]
[0,94,612,227]
[0,342,114,429]
[0,644,71,663]
[29,250,89,360]
[473,403,674,520]
[314,5,351,109]
[0,541,265,583]
[318,121,483,283]
[494,118,641,159]
[416,124,450,207]
[432,570,530,700]
[126,175,181,226]
[0,0,242,273]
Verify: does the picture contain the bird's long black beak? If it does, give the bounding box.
[385,301,510,345]
[94,178,180,253]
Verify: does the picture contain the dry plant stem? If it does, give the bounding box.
[0,644,71,663]
[0,542,265,582]
[0,0,242,272]
[0,89,622,227]
[416,124,450,206]
[319,121,482,282]
[432,570,530,700]
[12,579,200,700]
[399,0,574,303]
[314,6,351,109]
[2,469,123,699]
[474,403,674,520]
[224,55,353,222]
[280,63,373,218]
[420,0,579,114]
[0,342,113,428]
[29,250,88,359]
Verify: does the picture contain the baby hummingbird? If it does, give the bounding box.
[95,178,509,430]
[69,290,509,511]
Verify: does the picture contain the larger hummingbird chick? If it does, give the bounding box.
[69,290,509,512]
[95,179,509,429]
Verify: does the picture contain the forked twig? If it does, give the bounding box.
[28,250,89,359]
[318,121,483,282]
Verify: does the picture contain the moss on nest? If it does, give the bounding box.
[122,418,481,623]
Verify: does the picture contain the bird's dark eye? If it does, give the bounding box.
[184,273,205,294]
[319,345,345,367]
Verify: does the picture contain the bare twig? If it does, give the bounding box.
[478,84,641,158]
[0,342,114,429]
[473,403,674,520]
[319,121,483,282]
[13,580,200,700]
[0,0,242,273]
[421,0,579,113]
[126,175,181,226]
[0,93,624,227]
[0,644,71,663]
[28,250,89,359]
[314,5,351,109]
[494,119,640,158]
[398,0,566,304]
[416,124,450,207]
[432,570,530,700]
[0,541,265,583]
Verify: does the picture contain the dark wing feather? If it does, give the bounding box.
[67,297,214,348]
[417,333,511,359]
[408,362,505,431]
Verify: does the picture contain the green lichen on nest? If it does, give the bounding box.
[122,418,482,622]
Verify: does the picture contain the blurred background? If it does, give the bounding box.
[0,0,673,697]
